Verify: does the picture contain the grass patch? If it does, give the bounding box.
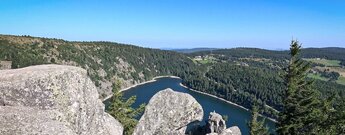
[315,66,345,77]
[308,73,345,86]
[307,73,329,81]
[304,58,341,67]
[193,56,217,64]
[198,59,214,64]
[336,76,345,85]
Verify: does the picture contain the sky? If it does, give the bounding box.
[0,0,344,49]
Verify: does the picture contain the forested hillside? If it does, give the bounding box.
[0,35,196,98]
[170,48,218,53]
[189,47,345,65]
[182,47,345,118]
[301,47,345,65]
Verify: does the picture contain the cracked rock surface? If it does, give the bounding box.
[0,65,123,135]
[133,88,204,135]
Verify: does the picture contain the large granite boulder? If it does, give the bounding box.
[221,126,241,135]
[0,65,123,135]
[206,126,241,135]
[133,88,204,135]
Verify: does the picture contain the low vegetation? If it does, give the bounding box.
[192,55,217,64]
[307,73,330,81]
[248,105,269,135]
[337,76,345,85]
[304,58,341,67]
[107,83,145,135]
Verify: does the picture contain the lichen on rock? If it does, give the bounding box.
[205,111,242,135]
[133,88,204,135]
[0,65,123,135]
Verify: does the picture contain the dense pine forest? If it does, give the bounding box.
[181,47,345,118]
[1,34,345,120]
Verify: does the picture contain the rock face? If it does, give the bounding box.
[207,111,227,133]
[133,88,204,135]
[205,127,241,135]
[221,126,241,135]
[0,65,123,135]
[0,61,12,70]
[206,126,241,135]
[205,111,241,135]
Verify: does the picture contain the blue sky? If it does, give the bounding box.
[0,0,344,49]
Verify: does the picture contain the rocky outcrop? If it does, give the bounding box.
[133,88,204,135]
[207,111,226,133]
[221,126,241,135]
[205,111,241,135]
[0,61,11,70]
[206,127,241,135]
[0,65,123,135]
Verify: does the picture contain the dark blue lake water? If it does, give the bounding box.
[104,77,276,135]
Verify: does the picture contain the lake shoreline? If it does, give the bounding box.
[179,83,278,123]
[103,76,277,123]
[178,83,249,111]
[102,75,180,101]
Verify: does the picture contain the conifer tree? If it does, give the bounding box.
[248,105,269,135]
[108,81,145,135]
[332,99,345,133]
[277,40,323,134]
[319,97,345,134]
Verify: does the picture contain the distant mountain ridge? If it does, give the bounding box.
[187,47,345,64]
[170,47,345,62]
[168,48,219,53]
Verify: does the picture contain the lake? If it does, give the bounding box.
[104,77,276,135]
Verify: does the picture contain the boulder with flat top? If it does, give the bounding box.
[133,88,204,135]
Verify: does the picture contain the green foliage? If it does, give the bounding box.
[300,47,345,66]
[183,43,345,120]
[182,62,283,118]
[320,98,345,134]
[0,40,50,68]
[277,40,332,134]
[320,71,340,81]
[189,48,290,60]
[336,76,345,85]
[248,105,269,135]
[107,83,145,135]
[193,56,217,64]
[0,35,197,97]
[304,58,341,67]
[307,73,329,81]
[222,115,229,122]
[189,47,345,67]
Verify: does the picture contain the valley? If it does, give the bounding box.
[1,1,345,134]
[1,34,345,134]
[104,77,277,135]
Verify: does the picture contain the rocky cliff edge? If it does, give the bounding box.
[0,65,123,135]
